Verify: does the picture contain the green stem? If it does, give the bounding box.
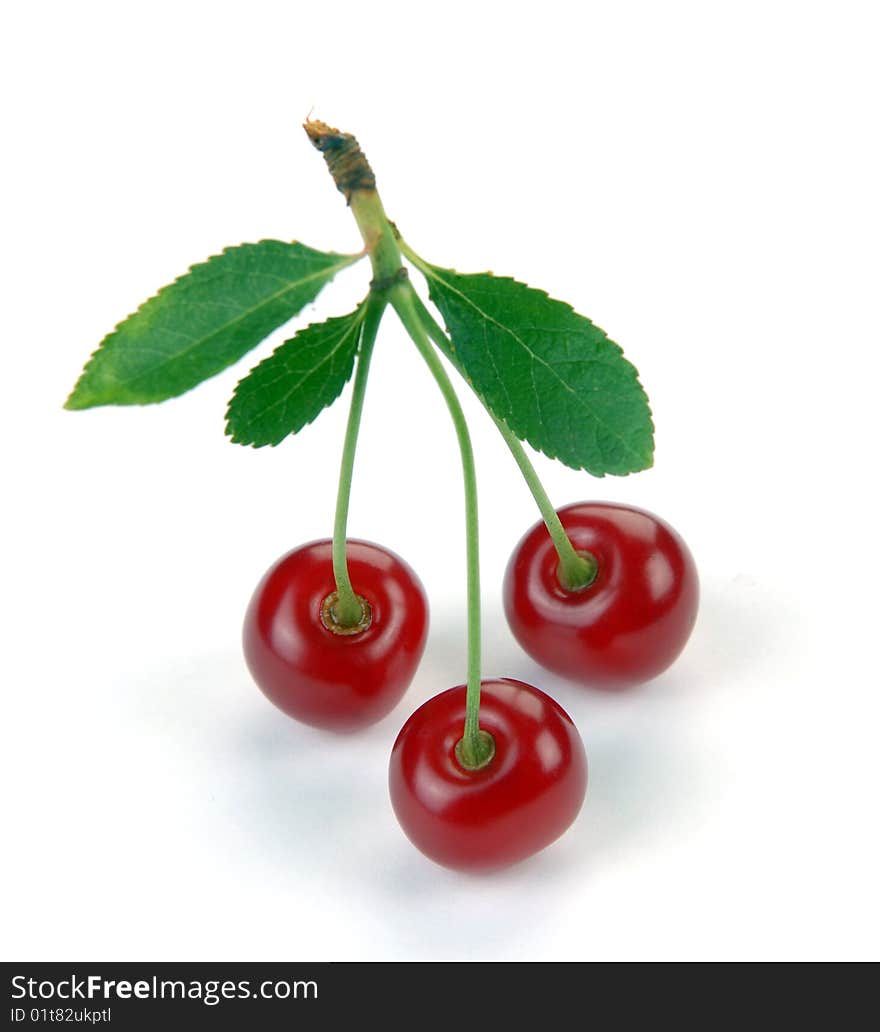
[305,121,407,627]
[404,284,596,591]
[492,423,596,590]
[330,299,385,627]
[391,281,492,770]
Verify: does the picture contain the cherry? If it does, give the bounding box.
[389,678,587,871]
[243,539,428,732]
[504,502,699,689]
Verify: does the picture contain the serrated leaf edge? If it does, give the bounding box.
[224,303,367,448]
[421,262,655,476]
[64,241,361,410]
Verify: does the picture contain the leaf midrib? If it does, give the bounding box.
[240,311,365,429]
[428,268,645,464]
[108,254,356,392]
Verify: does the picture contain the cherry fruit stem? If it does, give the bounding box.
[306,120,405,626]
[330,300,383,626]
[404,286,596,591]
[492,422,597,590]
[392,283,490,768]
[306,120,491,764]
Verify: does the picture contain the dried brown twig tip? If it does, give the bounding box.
[303,119,376,202]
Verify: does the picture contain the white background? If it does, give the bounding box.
[3,1,878,961]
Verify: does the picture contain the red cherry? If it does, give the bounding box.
[504,502,699,689]
[243,539,428,731]
[389,678,587,871]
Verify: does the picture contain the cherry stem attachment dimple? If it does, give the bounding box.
[403,286,597,591]
[391,281,491,769]
[330,299,384,627]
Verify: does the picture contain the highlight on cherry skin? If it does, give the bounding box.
[243,539,429,732]
[389,678,588,872]
[504,502,699,689]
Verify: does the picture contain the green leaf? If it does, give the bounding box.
[65,241,358,409]
[225,304,366,447]
[422,265,654,476]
